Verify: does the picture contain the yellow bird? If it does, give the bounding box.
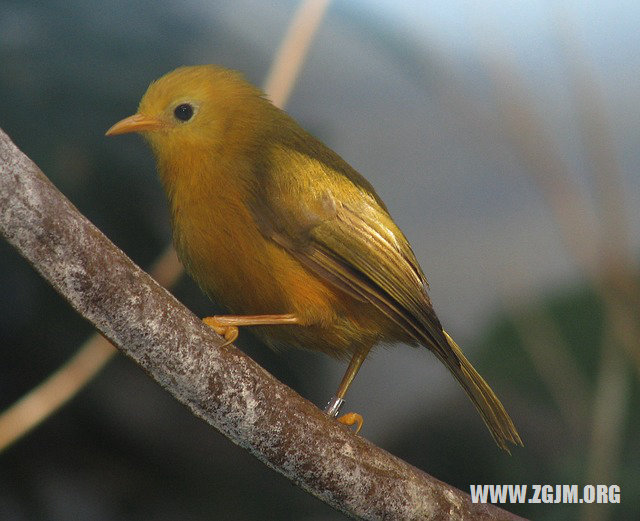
[106,65,522,451]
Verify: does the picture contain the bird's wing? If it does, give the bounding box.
[252,140,528,453]
[252,140,457,365]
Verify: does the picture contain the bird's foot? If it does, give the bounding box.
[324,396,363,434]
[337,412,363,434]
[203,316,239,346]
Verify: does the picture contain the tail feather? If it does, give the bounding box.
[441,331,523,453]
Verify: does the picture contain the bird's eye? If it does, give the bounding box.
[174,103,194,122]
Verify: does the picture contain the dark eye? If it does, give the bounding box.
[174,103,194,122]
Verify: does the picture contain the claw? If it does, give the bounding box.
[221,326,238,346]
[203,317,238,345]
[324,397,363,434]
[337,412,363,434]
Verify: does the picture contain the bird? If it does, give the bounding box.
[106,65,522,452]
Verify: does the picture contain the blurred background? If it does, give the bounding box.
[1,0,639,519]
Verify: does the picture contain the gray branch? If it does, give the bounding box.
[0,128,525,520]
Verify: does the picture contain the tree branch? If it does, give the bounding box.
[0,128,524,520]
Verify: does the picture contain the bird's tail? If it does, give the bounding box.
[441,330,523,453]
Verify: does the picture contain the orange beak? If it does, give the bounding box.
[105,113,165,136]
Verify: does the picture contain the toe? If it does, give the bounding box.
[337,412,363,434]
[203,317,238,345]
[221,326,238,346]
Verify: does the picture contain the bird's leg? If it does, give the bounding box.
[203,313,300,345]
[325,345,372,434]
[205,313,368,433]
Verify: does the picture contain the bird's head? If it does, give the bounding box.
[106,65,270,161]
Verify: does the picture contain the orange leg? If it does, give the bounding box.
[325,344,372,434]
[204,313,369,434]
[203,313,300,345]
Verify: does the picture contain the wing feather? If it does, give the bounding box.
[250,137,521,451]
[300,199,458,366]
[253,137,456,366]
